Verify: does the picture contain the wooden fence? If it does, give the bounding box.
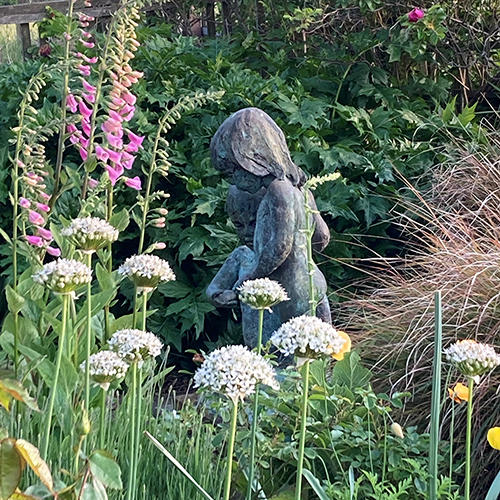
[0,0,229,58]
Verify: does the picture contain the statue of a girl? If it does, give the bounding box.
[207,108,331,347]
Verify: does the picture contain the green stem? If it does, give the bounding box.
[100,388,106,449]
[132,287,139,329]
[449,398,455,497]
[246,308,264,500]
[104,187,114,342]
[126,363,138,500]
[224,399,239,500]
[84,252,93,424]
[465,377,474,500]
[74,435,84,476]
[133,365,142,500]
[49,0,76,210]
[295,359,310,500]
[141,291,148,331]
[41,293,69,459]
[303,191,316,317]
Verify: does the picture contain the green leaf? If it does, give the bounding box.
[331,351,371,390]
[457,102,477,127]
[0,438,24,500]
[485,469,500,500]
[441,96,456,123]
[5,286,25,315]
[302,469,330,500]
[89,450,122,490]
[109,208,130,232]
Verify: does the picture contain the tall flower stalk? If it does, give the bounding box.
[194,345,279,500]
[271,316,350,500]
[444,339,500,500]
[237,278,288,500]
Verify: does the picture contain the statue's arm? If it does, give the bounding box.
[308,190,330,252]
[206,249,244,308]
[233,180,295,287]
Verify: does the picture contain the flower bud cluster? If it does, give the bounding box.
[18,144,60,256]
[118,254,176,292]
[66,4,144,190]
[271,315,347,360]
[193,345,279,404]
[108,328,163,364]
[80,350,129,390]
[444,339,500,378]
[237,278,289,311]
[32,258,92,294]
[61,217,119,252]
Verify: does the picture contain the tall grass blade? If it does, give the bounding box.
[429,291,443,500]
[144,431,215,500]
[485,470,500,500]
[302,469,330,500]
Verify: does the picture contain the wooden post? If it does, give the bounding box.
[221,0,231,35]
[205,2,215,37]
[16,0,31,59]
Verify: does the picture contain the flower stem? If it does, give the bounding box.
[465,377,474,500]
[42,293,69,459]
[141,291,148,331]
[99,388,106,449]
[295,359,310,500]
[132,366,142,500]
[84,252,93,425]
[246,308,264,500]
[104,187,114,342]
[126,363,138,500]
[449,398,455,497]
[303,191,316,317]
[224,398,239,500]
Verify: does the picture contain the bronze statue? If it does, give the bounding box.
[207,108,331,348]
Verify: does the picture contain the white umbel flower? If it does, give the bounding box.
[444,339,500,378]
[193,345,279,404]
[237,278,289,310]
[32,258,92,294]
[118,254,175,292]
[108,329,163,364]
[271,315,347,360]
[61,217,119,252]
[80,350,129,390]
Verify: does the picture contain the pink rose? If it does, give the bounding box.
[408,8,424,22]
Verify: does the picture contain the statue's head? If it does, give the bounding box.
[226,185,265,249]
[211,108,306,188]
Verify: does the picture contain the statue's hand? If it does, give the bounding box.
[212,290,239,308]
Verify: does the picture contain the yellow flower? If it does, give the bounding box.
[332,331,351,361]
[487,427,500,450]
[448,382,469,404]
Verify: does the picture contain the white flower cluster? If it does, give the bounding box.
[118,254,176,292]
[193,345,279,404]
[237,278,289,310]
[271,315,346,359]
[109,328,163,364]
[444,339,500,378]
[61,217,119,252]
[32,258,92,294]
[80,350,129,390]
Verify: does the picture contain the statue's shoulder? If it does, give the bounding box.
[265,178,296,201]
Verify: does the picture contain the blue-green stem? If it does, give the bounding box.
[224,398,239,500]
[126,362,138,500]
[41,292,69,459]
[449,396,455,497]
[295,359,310,500]
[465,377,474,500]
[99,388,106,449]
[84,252,93,421]
[246,308,264,500]
[429,290,442,500]
[303,191,316,316]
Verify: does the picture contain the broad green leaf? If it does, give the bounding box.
[0,430,8,440]
[302,469,330,500]
[457,102,477,127]
[441,96,457,123]
[89,451,122,490]
[9,490,40,500]
[5,286,25,315]
[0,379,39,412]
[109,208,130,232]
[331,351,371,390]
[15,439,53,492]
[0,439,24,500]
[485,468,500,500]
[92,478,108,500]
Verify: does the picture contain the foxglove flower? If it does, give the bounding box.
[61,217,119,253]
[271,315,349,362]
[109,328,163,364]
[444,339,500,379]
[32,258,92,295]
[118,254,175,292]
[193,345,279,404]
[237,278,289,311]
[80,350,129,390]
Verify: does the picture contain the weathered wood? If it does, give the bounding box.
[15,0,31,57]
[205,2,215,37]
